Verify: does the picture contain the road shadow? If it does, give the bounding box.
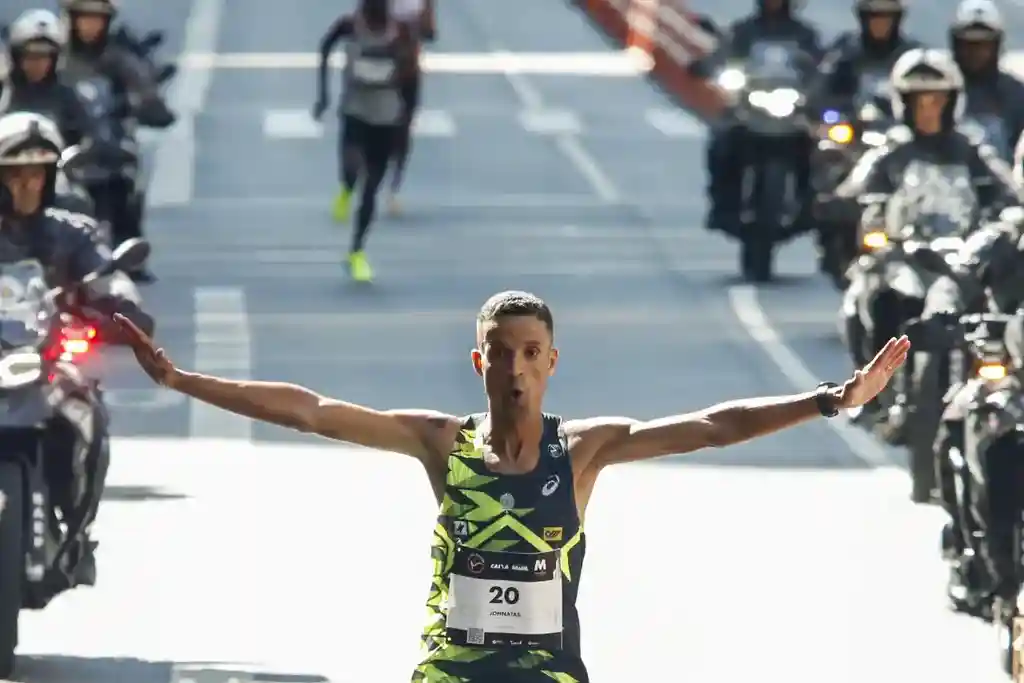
[11,655,331,683]
[102,485,189,502]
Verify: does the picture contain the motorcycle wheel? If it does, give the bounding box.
[0,462,24,679]
[740,238,774,283]
[906,353,942,504]
[740,161,786,283]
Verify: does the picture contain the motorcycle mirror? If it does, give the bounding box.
[109,238,151,273]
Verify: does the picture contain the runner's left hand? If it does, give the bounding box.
[835,335,911,408]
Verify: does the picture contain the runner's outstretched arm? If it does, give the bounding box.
[577,336,910,468]
[112,314,458,460]
[314,17,354,114]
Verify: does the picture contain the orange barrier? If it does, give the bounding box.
[579,0,726,119]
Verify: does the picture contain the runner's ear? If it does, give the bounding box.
[548,348,558,375]
[471,348,483,376]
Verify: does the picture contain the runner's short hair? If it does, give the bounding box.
[477,290,554,336]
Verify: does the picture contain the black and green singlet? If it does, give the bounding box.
[412,413,588,682]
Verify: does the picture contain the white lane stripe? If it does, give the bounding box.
[727,284,900,470]
[263,109,323,139]
[490,47,620,202]
[148,0,226,207]
[190,287,252,440]
[518,109,582,134]
[411,109,456,137]
[177,51,650,74]
[261,109,455,138]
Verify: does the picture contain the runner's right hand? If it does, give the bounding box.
[113,313,179,388]
[311,98,327,120]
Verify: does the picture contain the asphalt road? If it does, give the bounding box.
[0,0,1017,681]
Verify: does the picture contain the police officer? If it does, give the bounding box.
[813,0,919,115]
[0,10,100,150]
[950,0,1024,163]
[835,50,1021,469]
[0,110,154,577]
[61,0,175,283]
[838,49,1021,361]
[703,0,822,235]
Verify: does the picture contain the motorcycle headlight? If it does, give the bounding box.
[0,350,42,389]
[716,68,746,92]
[978,362,1008,381]
[862,231,888,249]
[747,88,801,118]
[827,123,854,144]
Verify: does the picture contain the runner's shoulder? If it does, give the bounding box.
[390,409,463,463]
[563,416,637,463]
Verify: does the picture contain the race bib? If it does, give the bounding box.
[446,545,562,650]
[352,57,395,85]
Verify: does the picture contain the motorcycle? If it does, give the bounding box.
[910,309,1024,675]
[844,203,978,502]
[0,238,148,679]
[67,74,147,246]
[713,42,815,282]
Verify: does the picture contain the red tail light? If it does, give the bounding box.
[57,325,97,360]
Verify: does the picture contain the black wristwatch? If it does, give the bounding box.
[815,382,840,418]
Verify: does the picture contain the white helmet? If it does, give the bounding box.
[889,48,966,122]
[0,112,64,167]
[7,9,64,52]
[951,0,1003,38]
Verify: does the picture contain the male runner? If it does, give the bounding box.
[114,290,909,682]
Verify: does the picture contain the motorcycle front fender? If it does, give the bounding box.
[884,260,926,299]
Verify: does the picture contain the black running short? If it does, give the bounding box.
[400,73,421,120]
[341,115,399,167]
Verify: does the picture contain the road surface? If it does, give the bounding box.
[0,0,1015,681]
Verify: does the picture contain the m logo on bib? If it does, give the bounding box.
[446,545,562,649]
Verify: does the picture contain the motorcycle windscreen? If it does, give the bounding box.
[746,42,804,82]
[887,162,978,237]
[0,260,50,351]
[854,69,891,113]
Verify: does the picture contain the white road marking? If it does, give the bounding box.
[410,108,457,137]
[645,107,705,137]
[518,109,582,134]
[488,47,620,202]
[178,51,650,75]
[727,284,901,470]
[190,288,252,439]
[148,0,225,207]
[262,109,324,139]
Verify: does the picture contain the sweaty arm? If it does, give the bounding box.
[420,0,436,41]
[316,17,353,107]
[169,370,458,461]
[572,390,835,469]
